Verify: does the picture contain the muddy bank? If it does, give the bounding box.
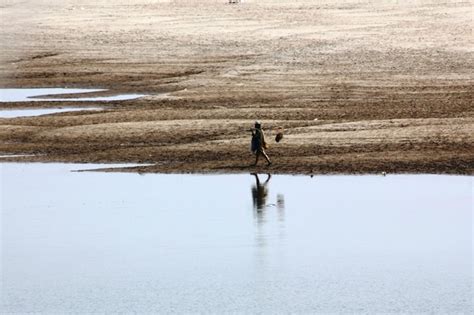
[0,0,473,174]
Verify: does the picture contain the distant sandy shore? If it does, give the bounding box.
[1,0,472,174]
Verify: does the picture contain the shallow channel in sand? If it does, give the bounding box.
[0,107,104,118]
[0,88,147,102]
[1,163,472,313]
[0,88,148,118]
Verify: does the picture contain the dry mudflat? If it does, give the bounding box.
[0,0,472,174]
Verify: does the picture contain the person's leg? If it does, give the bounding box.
[254,151,260,166]
[262,149,271,165]
[264,174,271,184]
[252,173,260,186]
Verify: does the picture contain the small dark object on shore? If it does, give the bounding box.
[275,132,283,143]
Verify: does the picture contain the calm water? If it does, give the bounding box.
[0,88,148,118]
[0,107,103,118]
[0,88,146,102]
[1,163,472,313]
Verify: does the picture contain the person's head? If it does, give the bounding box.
[254,121,261,129]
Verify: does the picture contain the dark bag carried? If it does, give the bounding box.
[275,132,283,142]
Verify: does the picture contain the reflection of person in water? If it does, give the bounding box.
[251,173,271,211]
[251,173,286,255]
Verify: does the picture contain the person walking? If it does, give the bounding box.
[251,121,272,166]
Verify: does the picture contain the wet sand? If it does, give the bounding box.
[1,0,472,174]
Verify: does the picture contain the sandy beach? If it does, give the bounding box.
[1,0,472,174]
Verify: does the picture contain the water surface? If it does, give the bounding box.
[0,107,103,118]
[0,88,148,118]
[0,88,146,102]
[1,163,472,313]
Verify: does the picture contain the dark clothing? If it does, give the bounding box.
[251,128,264,153]
[251,126,271,166]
